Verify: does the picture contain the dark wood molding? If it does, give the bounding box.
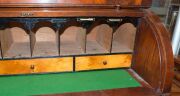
[0,8,144,17]
[0,0,151,8]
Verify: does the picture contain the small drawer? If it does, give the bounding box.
[0,57,73,75]
[75,54,132,71]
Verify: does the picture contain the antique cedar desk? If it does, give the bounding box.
[0,0,174,96]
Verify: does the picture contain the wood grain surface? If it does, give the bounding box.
[76,54,132,71]
[0,0,151,8]
[0,57,73,75]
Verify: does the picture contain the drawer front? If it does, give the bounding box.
[75,54,132,71]
[0,57,73,75]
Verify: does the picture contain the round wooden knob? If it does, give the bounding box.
[30,65,35,70]
[103,61,108,65]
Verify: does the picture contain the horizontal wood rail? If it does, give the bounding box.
[0,8,144,17]
[0,0,151,8]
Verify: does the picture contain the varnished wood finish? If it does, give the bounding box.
[175,56,180,70]
[0,0,114,4]
[174,56,180,92]
[174,72,180,83]
[0,57,73,75]
[0,0,151,8]
[132,10,174,94]
[76,54,132,71]
[0,0,174,95]
[171,83,180,96]
[0,8,144,17]
[43,87,157,96]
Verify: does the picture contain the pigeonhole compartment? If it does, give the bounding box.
[32,27,59,57]
[86,24,113,54]
[0,27,31,58]
[60,26,86,56]
[111,23,137,53]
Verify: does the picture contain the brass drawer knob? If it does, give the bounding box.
[103,61,108,65]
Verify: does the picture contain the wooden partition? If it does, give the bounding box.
[60,26,86,56]
[86,24,113,54]
[112,23,137,53]
[32,27,59,57]
[0,27,30,58]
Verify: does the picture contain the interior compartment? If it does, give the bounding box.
[111,23,137,53]
[86,24,113,54]
[0,27,31,58]
[60,26,86,56]
[0,18,137,58]
[32,27,59,57]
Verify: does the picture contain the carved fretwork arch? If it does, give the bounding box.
[59,19,86,55]
[32,21,57,33]
[112,23,137,53]
[6,21,29,34]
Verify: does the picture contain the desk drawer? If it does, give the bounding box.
[75,54,132,71]
[0,57,73,75]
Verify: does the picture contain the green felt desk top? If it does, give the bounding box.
[0,69,140,96]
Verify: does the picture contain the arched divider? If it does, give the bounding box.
[0,21,30,58]
[86,19,113,54]
[59,19,86,55]
[111,23,137,53]
[31,21,59,57]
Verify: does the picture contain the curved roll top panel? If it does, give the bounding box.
[0,0,151,8]
[132,11,174,93]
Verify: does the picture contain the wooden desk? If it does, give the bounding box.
[0,0,174,95]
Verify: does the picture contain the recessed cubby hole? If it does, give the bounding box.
[32,27,59,57]
[0,27,31,58]
[60,26,86,56]
[111,23,136,53]
[86,24,113,54]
